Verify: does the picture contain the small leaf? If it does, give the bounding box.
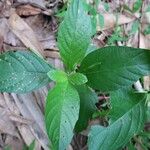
[127,142,136,150]
[133,0,142,12]
[69,73,87,85]
[88,90,147,150]
[0,50,52,93]
[75,85,98,132]
[58,0,92,71]
[47,70,67,83]
[98,14,104,29]
[130,20,140,35]
[79,46,150,91]
[103,2,109,12]
[45,81,80,150]
[144,25,150,35]
[29,140,35,150]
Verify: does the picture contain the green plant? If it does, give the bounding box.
[1,0,150,150]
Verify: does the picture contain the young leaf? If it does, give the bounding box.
[45,81,80,150]
[88,91,147,150]
[69,73,87,85]
[79,46,150,92]
[58,0,92,71]
[0,51,52,93]
[75,85,98,132]
[47,70,67,83]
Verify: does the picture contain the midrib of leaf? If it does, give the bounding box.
[84,64,148,75]
[45,82,80,149]
[81,47,147,73]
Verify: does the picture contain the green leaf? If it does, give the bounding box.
[75,85,98,132]
[130,20,140,35]
[29,140,35,150]
[144,25,150,35]
[88,91,147,150]
[47,70,67,83]
[69,73,87,85]
[79,46,150,91]
[127,142,136,150]
[86,44,97,56]
[58,0,92,71]
[109,88,147,123]
[103,2,109,12]
[133,0,142,12]
[45,81,80,150]
[98,14,104,29]
[91,16,97,35]
[0,51,52,93]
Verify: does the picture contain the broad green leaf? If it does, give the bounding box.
[0,51,52,93]
[45,81,80,150]
[47,70,67,83]
[58,0,92,71]
[109,88,147,123]
[79,46,150,91]
[69,73,87,85]
[88,92,147,150]
[75,85,98,132]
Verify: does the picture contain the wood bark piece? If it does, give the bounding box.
[8,11,45,58]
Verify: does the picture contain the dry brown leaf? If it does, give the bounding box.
[16,0,46,9]
[44,50,60,59]
[11,93,49,150]
[97,13,135,31]
[0,107,18,137]
[5,136,23,150]
[0,36,3,52]
[16,4,42,16]
[18,125,44,150]
[8,11,45,58]
[139,33,150,91]
[141,12,150,24]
